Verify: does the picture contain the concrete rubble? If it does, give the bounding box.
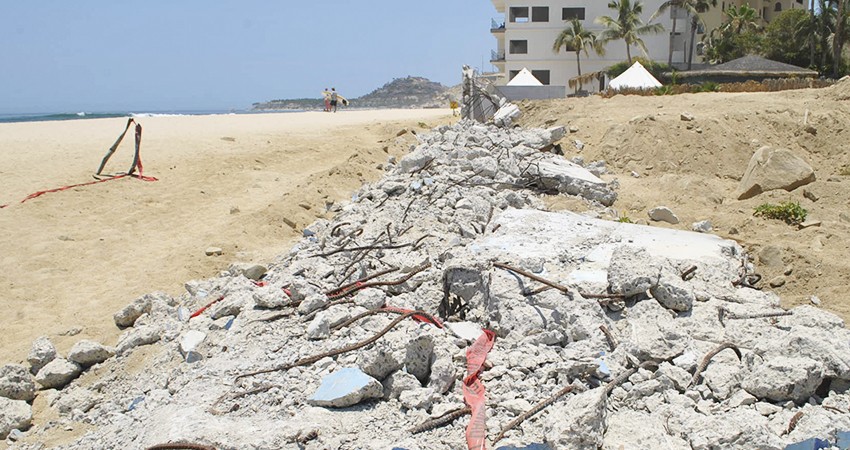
[5,117,850,450]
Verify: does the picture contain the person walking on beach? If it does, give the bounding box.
[330,88,339,113]
[322,88,331,112]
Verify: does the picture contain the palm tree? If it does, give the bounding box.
[685,0,717,70]
[650,0,685,66]
[596,0,665,65]
[834,0,847,77]
[553,19,606,93]
[722,4,760,34]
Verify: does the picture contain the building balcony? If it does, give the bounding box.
[490,50,506,63]
[491,18,505,33]
[491,0,505,13]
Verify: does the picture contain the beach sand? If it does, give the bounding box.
[0,109,453,364]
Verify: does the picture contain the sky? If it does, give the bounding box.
[0,1,499,114]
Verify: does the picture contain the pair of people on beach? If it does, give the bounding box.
[323,88,340,113]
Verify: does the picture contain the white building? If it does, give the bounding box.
[489,0,807,91]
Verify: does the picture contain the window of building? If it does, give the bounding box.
[510,7,529,23]
[562,7,586,20]
[531,70,551,85]
[509,70,521,81]
[509,40,528,54]
[532,7,549,22]
[796,0,803,4]
[774,2,782,11]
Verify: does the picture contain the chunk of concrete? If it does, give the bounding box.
[306,313,331,340]
[650,273,695,312]
[0,365,36,402]
[27,336,56,375]
[67,340,115,367]
[445,321,484,342]
[741,356,823,403]
[737,146,816,200]
[116,325,161,355]
[405,334,434,384]
[357,342,402,381]
[307,367,383,408]
[179,330,207,363]
[34,358,81,390]
[0,397,31,439]
[648,206,680,224]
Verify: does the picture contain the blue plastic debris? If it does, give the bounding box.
[307,367,382,408]
[836,431,850,450]
[127,396,144,411]
[784,438,830,450]
[224,316,235,330]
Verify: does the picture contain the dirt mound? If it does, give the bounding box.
[518,88,850,321]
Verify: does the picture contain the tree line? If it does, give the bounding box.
[552,0,849,92]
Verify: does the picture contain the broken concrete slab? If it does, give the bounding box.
[307,367,383,408]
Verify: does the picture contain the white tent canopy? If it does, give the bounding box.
[507,68,543,86]
[608,61,662,90]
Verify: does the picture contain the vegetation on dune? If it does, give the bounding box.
[753,202,808,226]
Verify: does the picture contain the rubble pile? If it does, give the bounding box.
[3,118,850,449]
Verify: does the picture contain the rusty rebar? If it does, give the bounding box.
[784,411,804,435]
[493,262,570,295]
[327,262,431,300]
[492,384,579,445]
[329,222,350,237]
[235,311,424,382]
[688,342,742,388]
[599,325,618,351]
[604,361,659,397]
[410,406,471,434]
[324,267,399,296]
[146,443,216,450]
[681,265,697,281]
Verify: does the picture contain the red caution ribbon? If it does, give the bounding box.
[4,119,157,208]
[463,329,496,450]
[381,306,444,328]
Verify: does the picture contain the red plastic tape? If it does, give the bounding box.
[463,329,496,450]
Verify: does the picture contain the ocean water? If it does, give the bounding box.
[0,109,303,124]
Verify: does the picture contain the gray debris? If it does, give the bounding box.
[0,365,36,402]
[34,358,81,390]
[67,340,115,367]
[26,336,56,375]
[648,206,680,224]
[307,367,383,408]
[6,119,850,450]
[0,397,31,439]
[692,220,712,233]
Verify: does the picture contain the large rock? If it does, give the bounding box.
[116,325,161,355]
[741,356,823,403]
[543,389,606,449]
[737,146,816,200]
[357,343,403,381]
[0,397,32,439]
[27,336,57,375]
[307,367,383,408]
[650,273,695,312]
[35,358,81,390]
[0,365,36,402]
[405,334,434,384]
[67,340,115,367]
[648,206,680,224]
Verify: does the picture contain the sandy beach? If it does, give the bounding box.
[0,109,453,364]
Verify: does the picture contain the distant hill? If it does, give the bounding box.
[252,76,458,111]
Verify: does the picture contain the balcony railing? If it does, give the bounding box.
[490,50,506,62]
[491,18,506,32]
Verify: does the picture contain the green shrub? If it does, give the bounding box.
[654,86,674,96]
[753,202,807,225]
[699,82,720,92]
[617,216,634,223]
